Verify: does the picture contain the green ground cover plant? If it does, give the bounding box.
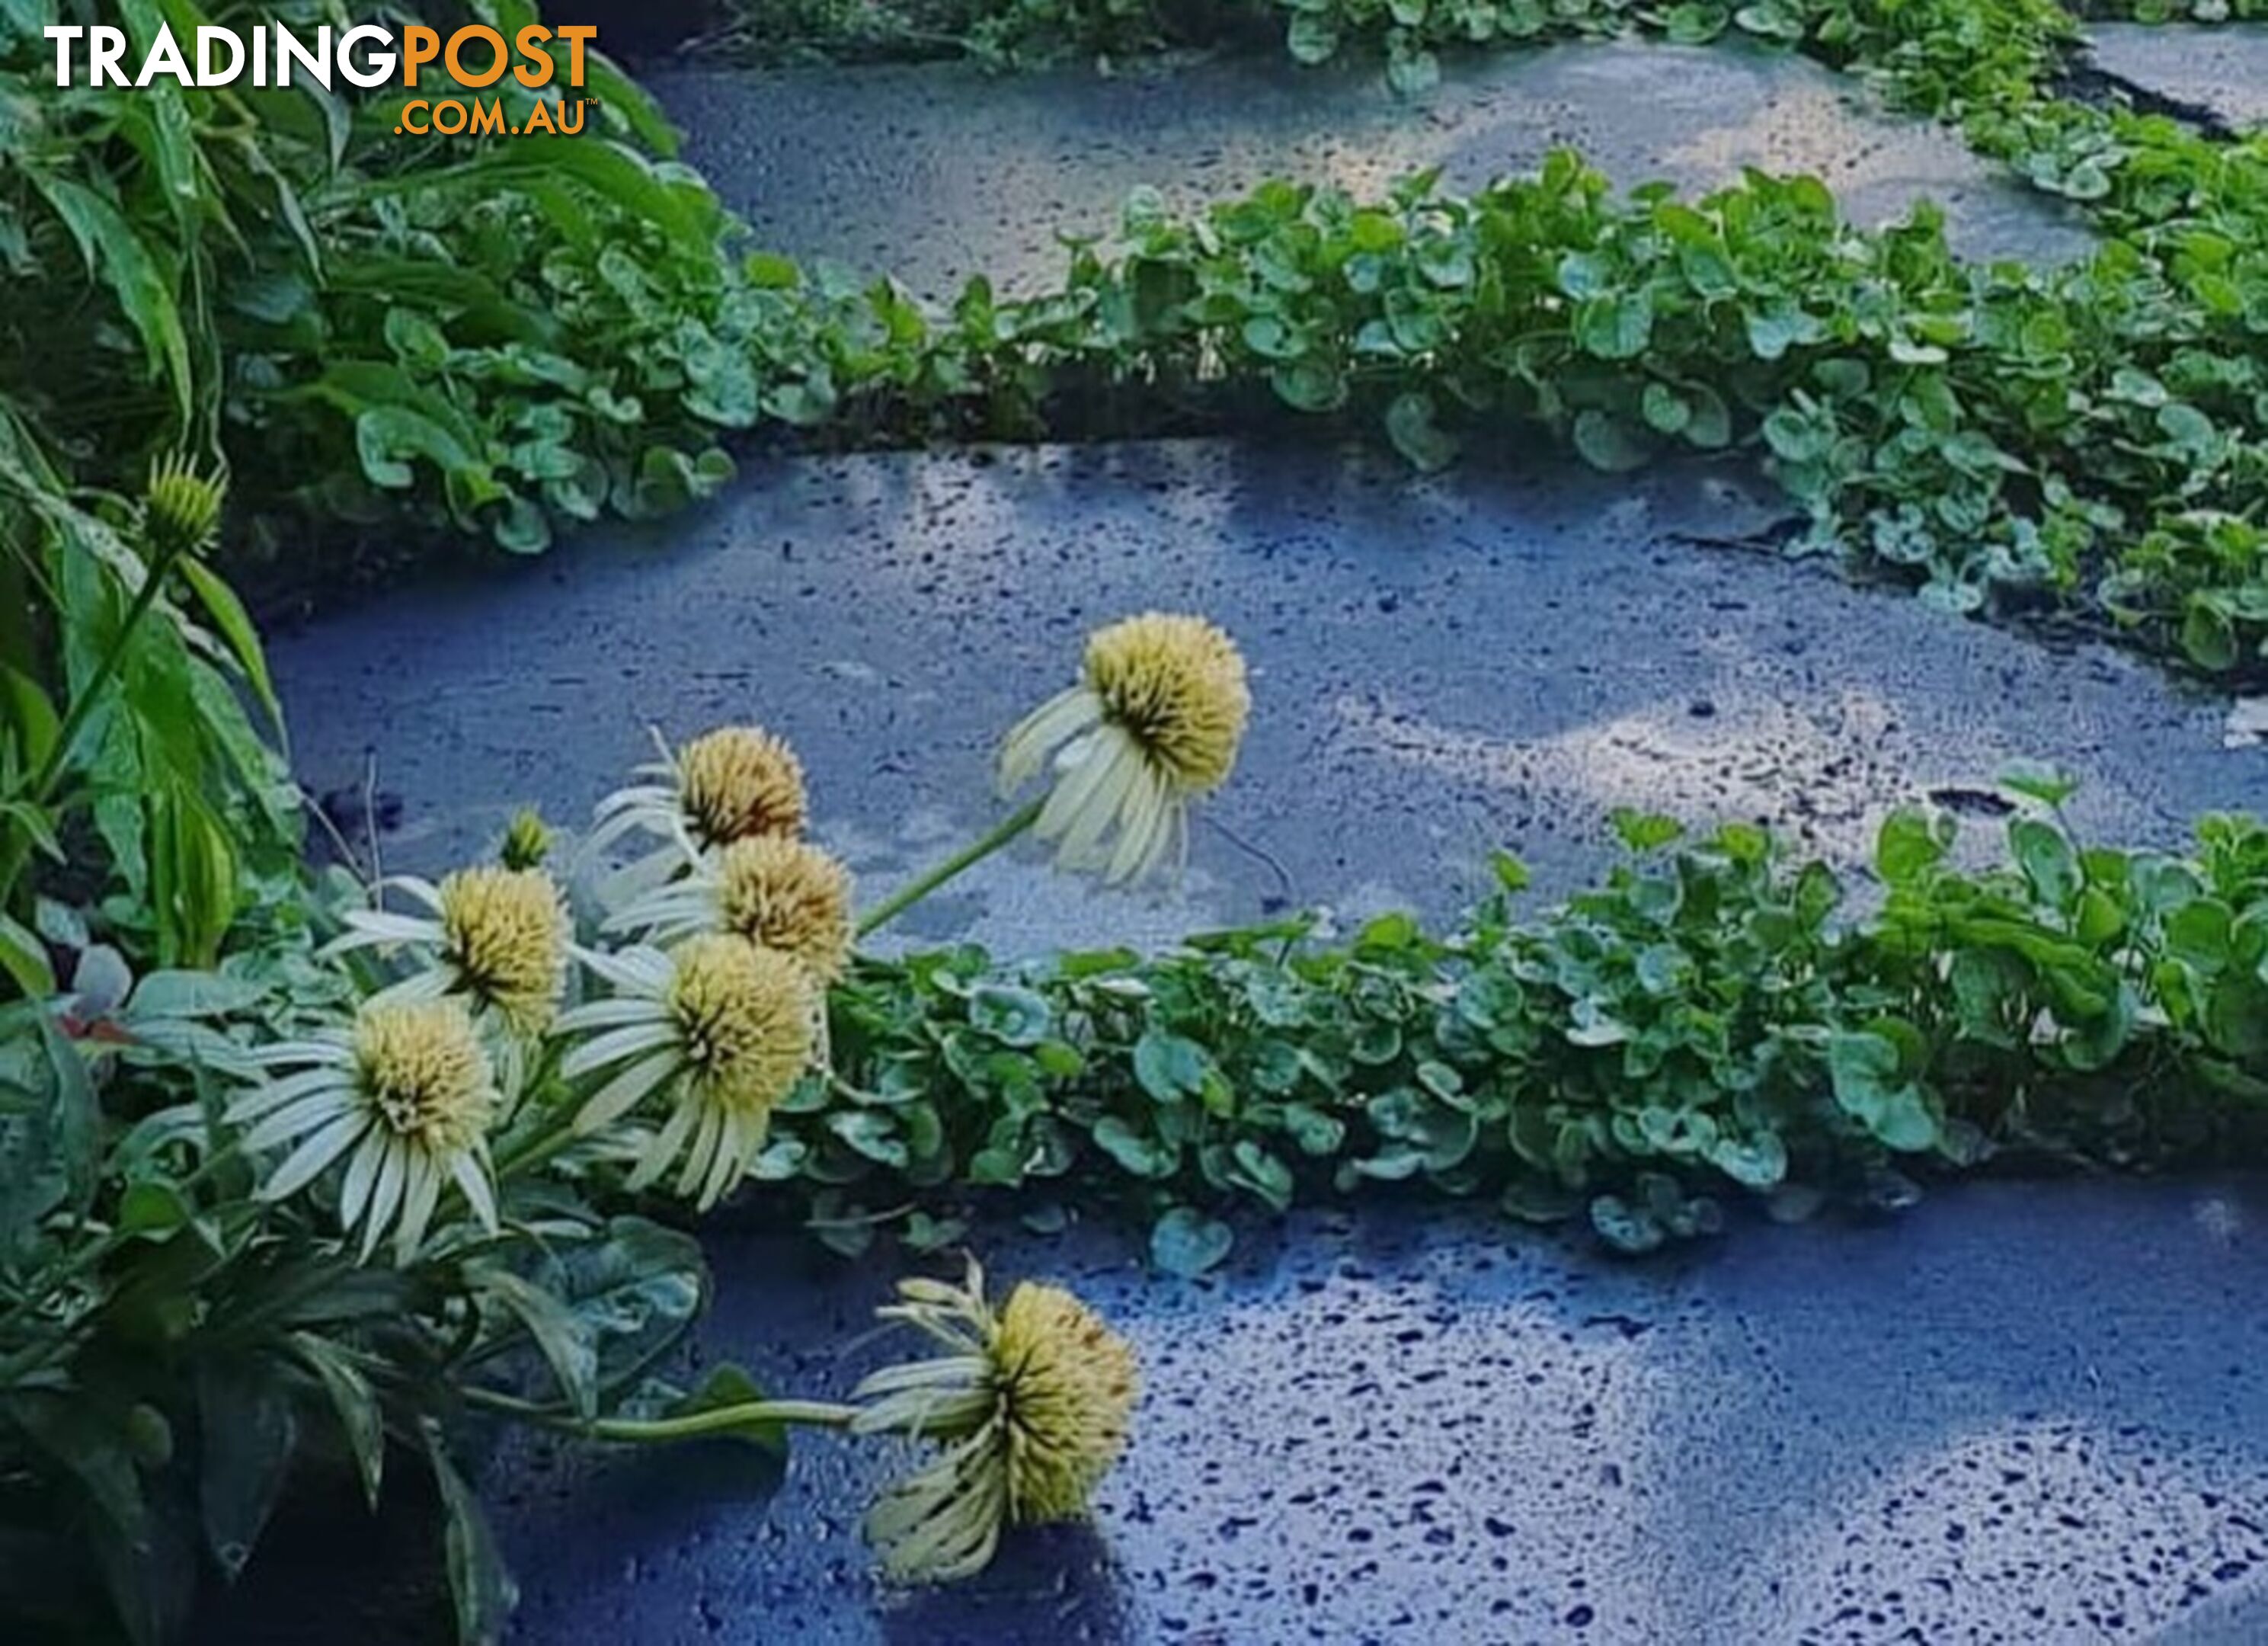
[809,790,2268,1269]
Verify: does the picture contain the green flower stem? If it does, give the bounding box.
[465,1384,860,1438]
[30,543,184,805]
[492,1113,582,1181]
[855,798,1043,940]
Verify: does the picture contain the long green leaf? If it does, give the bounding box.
[24,174,193,424]
[423,1423,519,1646]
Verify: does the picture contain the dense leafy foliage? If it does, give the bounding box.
[801,792,2268,1269]
[7,815,837,1642]
[1,0,761,970]
[2,0,747,563]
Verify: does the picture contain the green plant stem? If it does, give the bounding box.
[493,1111,583,1180]
[0,542,186,913]
[856,799,1043,940]
[464,1384,860,1437]
[29,544,182,805]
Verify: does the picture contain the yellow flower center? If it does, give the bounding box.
[988,1282,1140,1523]
[353,1001,494,1153]
[715,837,855,983]
[666,935,814,1118]
[1082,613,1249,792]
[438,866,568,1034]
[678,725,808,847]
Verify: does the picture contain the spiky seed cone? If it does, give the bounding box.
[678,725,808,847]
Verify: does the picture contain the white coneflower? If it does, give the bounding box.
[997,613,1250,886]
[325,867,569,1080]
[229,999,501,1263]
[584,723,809,868]
[606,836,854,987]
[556,935,815,1209]
[853,1258,1140,1584]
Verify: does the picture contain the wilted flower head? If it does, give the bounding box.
[557,935,816,1209]
[585,724,809,880]
[325,868,569,1039]
[852,1258,1139,1583]
[229,998,501,1263]
[608,836,854,985]
[140,451,226,559]
[997,613,1249,886]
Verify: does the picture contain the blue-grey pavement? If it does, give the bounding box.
[485,1185,2268,1644]
[2085,23,2268,133]
[270,440,2264,955]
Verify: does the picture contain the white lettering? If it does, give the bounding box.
[43,25,84,88]
[335,24,395,88]
[274,24,330,90]
[134,21,191,87]
[87,25,126,86]
[195,27,245,87]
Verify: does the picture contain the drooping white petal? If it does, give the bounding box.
[679,1101,726,1201]
[630,1099,699,1192]
[366,969,455,1013]
[559,1021,682,1079]
[361,1139,409,1262]
[226,1065,353,1123]
[321,911,442,956]
[601,880,712,939]
[258,1110,369,1201]
[393,1154,443,1263]
[338,1126,389,1232]
[241,1088,357,1154]
[1036,724,1129,850]
[574,1052,680,1134]
[452,1151,499,1233]
[997,687,1101,797]
[699,1119,747,1209]
[1048,729,1142,869]
[552,996,666,1036]
[594,842,693,914]
[244,1036,357,1070]
[1105,765,1174,885]
[571,943,675,996]
[851,1354,993,1401]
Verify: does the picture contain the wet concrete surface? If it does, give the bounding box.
[2086,22,2268,130]
[484,1180,2268,1644]
[648,42,2093,302]
[270,440,2266,956]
